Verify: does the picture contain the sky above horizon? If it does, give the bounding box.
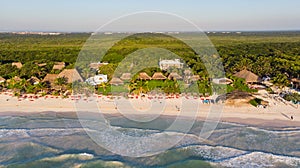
[1,0,300,32]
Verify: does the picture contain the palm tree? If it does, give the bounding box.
[163,80,180,94]
[81,68,90,80]
[100,82,108,93]
[129,80,149,95]
[55,77,67,93]
[0,81,5,92]
[55,77,67,86]
[197,79,211,96]
[7,78,22,96]
[25,84,35,94]
[33,82,47,94]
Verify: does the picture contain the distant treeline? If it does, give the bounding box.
[0,32,299,86]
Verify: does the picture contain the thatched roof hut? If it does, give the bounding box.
[190,75,200,82]
[138,72,152,80]
[217,91,254,107]
[292,78,300,89]
[234,69,261,83]
[53,62,65,70]
[212,78,233,85]
[120,73,132,81]
[152,72,167,80]
[13,76,22,82]
[12,62,23,69]
[168,72,182,80]
[27,76,40,85]
[109,77,124,86]
[57,69,83,83]
[89,62,108,70]
[43,74,58,85]
[37,63,47,67]
[0,76,6,83]
[184,69,192,75]
[89,62,102,70]
[291,78,300,83]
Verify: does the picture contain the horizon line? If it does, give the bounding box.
[1,29,300,34]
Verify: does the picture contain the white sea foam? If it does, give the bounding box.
[0,129,30,138]
[78,153,94,157]
[1,125,300,167]
[0,128,86,138]
[216,152,300,168]
[188,145,248,161]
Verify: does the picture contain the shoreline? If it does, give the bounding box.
[1,111,300,129]
[1,94,299,128]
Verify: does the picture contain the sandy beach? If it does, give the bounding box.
[1,93,299,128]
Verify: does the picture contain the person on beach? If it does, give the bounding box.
[175,105,180,111]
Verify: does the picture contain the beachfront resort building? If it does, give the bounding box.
[86,74,108,86]
[152,72,167,80]
[52,62,65,70]
[190,75,201,82]
[0,76,6,83]
[168,72,182,80]
[37,63,47,67]
[12,62,23,69]
[139,72,152,80]
[42,69,83,86]
[89,62,109,70]
[42,74,58,86]
[212,78,233,85]
[57,69,83,83]
[120,73,132,81]
[12,76,22,82]
[291,78,300,90]
[234,69,261,84]
[109,77,124,86]
[27,76,40,85]
[159,59,183,70]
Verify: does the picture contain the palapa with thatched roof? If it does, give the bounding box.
[217,91,254,107]
[89,62,101,70]
[168,72,182,80]
[27,76,40,85]
[89,62,108,70]
[212,78,233,85]
[120,73,132,81]
[53,62,65,70]
[57,69,83,83]
[12,62,23,69]
[13,76,22,82]
[152,72,167,80]
[37,63,47,67]
[109,77,124,86]
[291,78,300,83]
[139,72,152,80]
[291,78,300,89]
[234,69,261,83]
[184,69,192,75]
[0,76,6,83]
[190,75,200,82]
[43,74,58,85]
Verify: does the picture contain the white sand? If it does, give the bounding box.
[0,93,299,127]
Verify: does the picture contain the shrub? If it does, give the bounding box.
[249,98,263,107]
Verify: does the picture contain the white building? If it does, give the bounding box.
[86,74,108,86]
[159,59,183,70]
